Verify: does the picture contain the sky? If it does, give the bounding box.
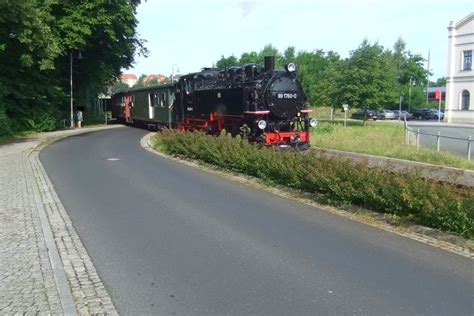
[128,0,474,80]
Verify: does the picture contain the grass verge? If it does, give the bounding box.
[152,130,474,239]
[311,120,474,170]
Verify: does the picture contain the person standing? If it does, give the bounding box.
[76,110,83,128]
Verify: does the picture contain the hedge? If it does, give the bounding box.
[153,130,474,238]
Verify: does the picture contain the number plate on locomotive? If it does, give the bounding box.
[277,93,298,99]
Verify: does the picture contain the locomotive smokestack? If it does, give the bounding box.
[264,56,275,71]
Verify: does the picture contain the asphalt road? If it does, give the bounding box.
[406,122,473,157]
[40,127,473,315]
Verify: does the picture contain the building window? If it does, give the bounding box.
[461,90,470,110]
[463,50,472,70]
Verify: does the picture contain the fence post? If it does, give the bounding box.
[437,132,441,152]
[416,129,420,148]
[404,118,408,144]
[468,136,472,161]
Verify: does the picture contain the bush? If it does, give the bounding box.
[154,130,474,238]
[0,106,13,136]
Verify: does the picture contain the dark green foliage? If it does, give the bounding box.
[0,0,144,136]
[155,131,474,238]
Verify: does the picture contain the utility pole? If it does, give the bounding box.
[408,77,415,112]
[426,50,430,106]
[70,51,74,128]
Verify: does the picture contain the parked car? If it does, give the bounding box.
[411,108,435,120]
[429,109,444,120]
[351,110,378,120]
[378,110,395,120]
[393,110,413,120]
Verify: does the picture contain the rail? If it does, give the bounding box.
[404,120,473,160]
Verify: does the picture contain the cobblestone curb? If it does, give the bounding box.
[143,132,473,259]
[30,127,120,315]
[0,126,120,315]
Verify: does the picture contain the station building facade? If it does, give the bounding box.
[446,12,474,124]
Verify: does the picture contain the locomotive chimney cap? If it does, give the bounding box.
[264,56,275,71]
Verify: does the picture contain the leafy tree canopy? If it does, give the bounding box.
[0,0,145,135]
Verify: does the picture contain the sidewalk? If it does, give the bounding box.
[0,126,121,315]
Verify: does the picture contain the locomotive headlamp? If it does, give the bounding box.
[309,118,318,127]
[257,120,267,130]
[286,63,297,73]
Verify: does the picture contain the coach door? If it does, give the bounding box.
[148,92,156,120]
[124,94,133,123]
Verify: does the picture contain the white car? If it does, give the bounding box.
[429,109,444,120]
[378,110,395,120]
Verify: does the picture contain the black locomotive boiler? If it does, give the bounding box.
[110,56,317,147]
[175,56,317,147]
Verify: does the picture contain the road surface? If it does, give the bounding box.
[40,126,473,315]
[407,122,473,157]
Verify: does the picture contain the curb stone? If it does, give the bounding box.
[0,126,121,315]
[30,126,120,315]
[142,132,473,259]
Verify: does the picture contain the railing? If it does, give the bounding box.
[404,121,473,160]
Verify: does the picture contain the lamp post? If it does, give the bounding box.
[408,77,415,112]
[342,103,349,127]
[70,51,74,128]
[171,64,179,83]
[69,51,82,128]
[169,64,179,129]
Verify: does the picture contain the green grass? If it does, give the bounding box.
[311,120,474,170]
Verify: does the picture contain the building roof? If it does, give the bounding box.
[143,74,166,83]
[451,12,474,29]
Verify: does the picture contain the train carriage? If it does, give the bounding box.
[110,84,176,130]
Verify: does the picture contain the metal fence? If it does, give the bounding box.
[404,122,473,160]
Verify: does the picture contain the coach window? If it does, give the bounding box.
[461,90,470,110]
[160,93,166,108]
[185,80,193,94]
[149,93,157,107]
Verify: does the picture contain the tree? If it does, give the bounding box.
[342,39,398,111]
[432,77,447,87]
[296,50,332,107]
[0,0,62,134]
[314,53,344,108]
[216,55,239,68]
[392,37,407,84]
[50,0,147,110]
[0,0,146,135]
[111,82,130,93]
[133,74,147,88]
[239,51,259,64]
[281,46,296,65]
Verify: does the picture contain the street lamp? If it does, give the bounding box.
[69,51,82,128]
[408,77,416,112]
[171,64,179,83]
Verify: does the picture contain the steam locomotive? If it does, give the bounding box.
[110,56,317,148]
